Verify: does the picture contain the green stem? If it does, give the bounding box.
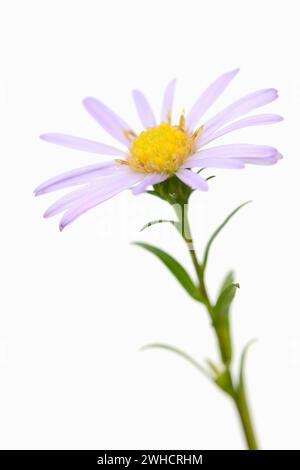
[234,385,258,450]
[176,202,258,450]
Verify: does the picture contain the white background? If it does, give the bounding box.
[0,0,299,450]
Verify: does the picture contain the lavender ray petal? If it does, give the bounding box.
[191,144,277,160]
[40,133,126,156]
[176,169,209,191]
[199,114,283,147]
[34,161,123,196]
[181,157,245,170]
[202,88,278,137]
[161,79,176,123]
[132,90,156,128]
[83,97,133,146]
[186,69,239,130]
[59,171,143,231]
[44,184,101,218]
[239,153,282,166]
[43,169,138,217]
[132,173,168,195]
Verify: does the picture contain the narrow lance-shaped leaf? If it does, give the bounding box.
[133,242,203,302]
[213,280,239,364]
[234,339,258,449]
[237,339,257,394]
[218,270,235,293]
[205,358,221,376]
[140,219,178,232]
[214,369,235,396]
[205,359,233,395]
[214,279,239,320]
[202,201,252,272]
[141,343,212,381]
[142,345,233,396]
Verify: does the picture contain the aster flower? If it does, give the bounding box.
[35,69,282,230]
[35,70,284,450]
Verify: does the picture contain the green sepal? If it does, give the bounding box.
[151,175,194,206]
[133,242,203,302]
[146,190,164,200]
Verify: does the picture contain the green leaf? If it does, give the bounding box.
[141,343,212,381]
[142,345,236,396]
[140,219,178,232]
[218,270,235,294]
[215,281,239,317]
[202,201,252,272]
[237,339,257,394]
[133,242,203,301]
[213,282,239,365]
[205,360,234,396]
[205,358,221,376]
[214,369,234,396]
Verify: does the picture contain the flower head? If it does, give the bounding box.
[128,122,194,173]
[35,69,282,230]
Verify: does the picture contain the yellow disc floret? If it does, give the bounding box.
[127,122,194,174]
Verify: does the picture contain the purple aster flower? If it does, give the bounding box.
[35,69,282,230]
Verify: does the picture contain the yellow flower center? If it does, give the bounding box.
[127,122,195,173]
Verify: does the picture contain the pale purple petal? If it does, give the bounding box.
[83,97,133,145]
[59,171,143,231]
[199,114,283,147]
[44,184,102,218]
[132,173,168,195]
[176,169,209,191]
[241,152,282,166]
[132,90,156,128]
[34,161,123,196]
[44,169,140,217]
[202,89,278,137]
[181,157,245,170]
[161,79,176,123]
[191,144,277,160]
[40,133,126,156]
[186,69,239,130]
